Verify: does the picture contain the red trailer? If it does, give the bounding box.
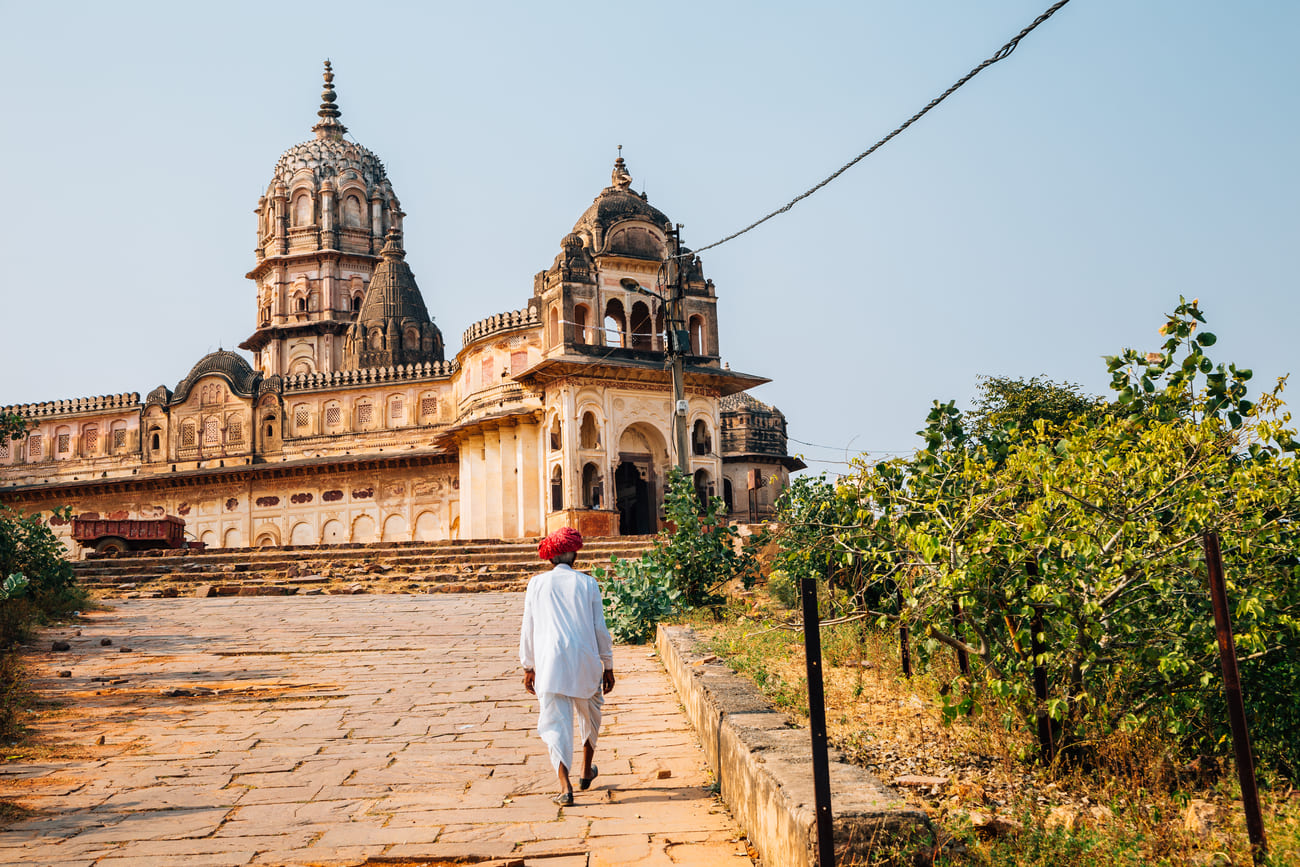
[71,516,195,554]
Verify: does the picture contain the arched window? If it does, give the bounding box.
[548,306,560,349]
[723,478,734,513]
[630,301,652,349]
[295,296,307,313]
[351,294,362,313]
[580,411,600,449]
[203,417,220,444]
[263,413,277,439]
[343,195,363,228]
[689,315,706,355]
[404,326,420,350]
[693,469,713,510]
[549,417,561,451]
[293,193,312,227]
[604,299,626,348]
[692,419,712,456]
[655,308,666,350]
[550,465,564,512]
[148,428,161,453]
[180,421,196,448]
[582,462,602,508]
[82,425,99,455]
[573,305,589,345]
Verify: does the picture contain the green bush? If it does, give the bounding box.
[595,556,680,644]
[595,467,759,642]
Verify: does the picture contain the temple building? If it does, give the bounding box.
[0,64,802,555]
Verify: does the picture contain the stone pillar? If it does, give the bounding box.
[560,389,577,510]
[499,421,520,539]
[483,426,503,539]
[320,179,335,249]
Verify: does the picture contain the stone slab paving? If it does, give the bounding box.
[0,595,753,866]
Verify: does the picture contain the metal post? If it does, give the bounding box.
[667,226,690,478]
[896,587,912,678]
[1026,559,1056,765]
[1203,531,1268,863]
[800,577,836,867]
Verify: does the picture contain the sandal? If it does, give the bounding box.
[579,765,599,791]
[552,790,574,806]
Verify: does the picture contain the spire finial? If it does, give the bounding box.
[611,145,632,191]
[312,59,349,140]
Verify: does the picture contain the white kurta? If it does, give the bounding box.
[519,563,614,698]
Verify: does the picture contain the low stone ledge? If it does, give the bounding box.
[656,624,931,866]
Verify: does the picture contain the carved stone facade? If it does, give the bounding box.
[0,65,801,556]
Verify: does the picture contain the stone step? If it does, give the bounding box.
[76,535,657,597]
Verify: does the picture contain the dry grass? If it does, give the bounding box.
[697,588,1300,866]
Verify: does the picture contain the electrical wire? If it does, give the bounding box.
[682,0,1074,257]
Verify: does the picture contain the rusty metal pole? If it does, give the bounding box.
[952,599,971,677]
[801,577,836,867]
[1203,531,1268,863]
[896,587,912,678]
[1026,559,1056,765]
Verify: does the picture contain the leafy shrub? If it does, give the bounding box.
[595,556,680,644]
[595,467,759,642]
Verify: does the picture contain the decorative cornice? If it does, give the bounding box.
[2,393,141,420]
[461,308,540,349]
[282,361,456,393]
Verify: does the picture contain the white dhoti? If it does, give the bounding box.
[536,690,604,772]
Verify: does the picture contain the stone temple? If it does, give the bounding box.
[0,64,802,554]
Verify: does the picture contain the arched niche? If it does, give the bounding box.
[382,514,408,542]
[579,411,601,449]
[352,513,377,543]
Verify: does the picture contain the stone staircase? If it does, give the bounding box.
[73,536,658,598]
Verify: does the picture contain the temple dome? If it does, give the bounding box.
[262,61,392,202]
[172,350,259,403]
[572,156,671,258]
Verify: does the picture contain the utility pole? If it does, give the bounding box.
[666,225,690,478]
[619,227,691,479]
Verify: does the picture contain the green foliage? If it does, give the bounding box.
[0,505,83,647]
[774,300,1300,776]
[0,413,26,446]
[594,556,680,644]
[967,375,1106,446]
[596,467,759,642]
[655,466,759,607]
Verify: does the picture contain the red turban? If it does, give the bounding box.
[539,527,583,561]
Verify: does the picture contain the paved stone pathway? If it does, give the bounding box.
[1,595,752,866]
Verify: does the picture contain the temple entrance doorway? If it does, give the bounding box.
[616,422,668,536]
[615,457,653,535]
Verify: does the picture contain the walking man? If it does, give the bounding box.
[520,527,616,805]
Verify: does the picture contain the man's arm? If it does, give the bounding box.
[591,576,615,693]
[519,584,535,673]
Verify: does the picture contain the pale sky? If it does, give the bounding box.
[2,1,1296,473]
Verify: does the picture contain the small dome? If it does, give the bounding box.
[172,350,259,403]
[571,156,672,258]
[562,232,585,250]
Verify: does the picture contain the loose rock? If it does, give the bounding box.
[100,638,113,646]
[57,670,72,678]
[52,640,71,651]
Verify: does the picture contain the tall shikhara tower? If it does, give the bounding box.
[240,62,443,376]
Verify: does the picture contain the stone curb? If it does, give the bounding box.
[656,624,932,866]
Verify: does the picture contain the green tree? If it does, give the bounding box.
[967,375,1105,445]
[776,300,1300,775]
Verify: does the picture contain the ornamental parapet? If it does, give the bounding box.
[456,382,543,420]
[461,308,539,348]
[2,393,142,419]
[282,361,456,393]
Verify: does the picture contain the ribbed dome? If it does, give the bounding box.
[268,61,388,190]
[572,157,672,257]
[172,350,259,403]
[271,138,387,189]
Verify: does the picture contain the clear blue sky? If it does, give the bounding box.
[2,1,1296,472]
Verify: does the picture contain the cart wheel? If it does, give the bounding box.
[95,537,128,555]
